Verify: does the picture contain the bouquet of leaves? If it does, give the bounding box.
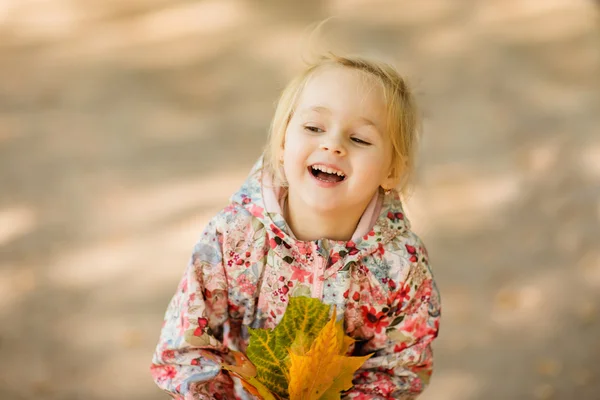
[220,297,371,400]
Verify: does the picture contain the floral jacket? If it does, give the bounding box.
[150,159,441,399]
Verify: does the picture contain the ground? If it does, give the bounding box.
[0,1,599,399]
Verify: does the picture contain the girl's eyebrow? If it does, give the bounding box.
[298,105,331,116]
[300,106,381,133]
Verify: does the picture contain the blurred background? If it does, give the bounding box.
[0,0,599,399]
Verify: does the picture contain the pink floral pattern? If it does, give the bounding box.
[151,159,441,399]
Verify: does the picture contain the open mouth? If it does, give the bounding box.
[308,164,346,183]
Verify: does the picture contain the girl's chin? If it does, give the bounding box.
[301,197,351,214]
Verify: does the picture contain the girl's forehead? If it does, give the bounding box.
[297,66,386,115]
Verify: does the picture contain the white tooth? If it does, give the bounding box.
[312,165,345,176]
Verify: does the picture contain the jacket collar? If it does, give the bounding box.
[230,157,412,276]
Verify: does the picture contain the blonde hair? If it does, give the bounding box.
[264,52,421,196]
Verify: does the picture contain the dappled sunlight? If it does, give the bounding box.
[0,0,84,41]
[91,169,248,235]
[250,26,309,75]
[475,0,595,43]
[0,115,21,143]
[50,311,162,399]
[581,143,600,179]
[328,0,458,26]
[0,206,37,246]
[1,0,599,399]
[3,0,257,70]
[491,279,553,333]
[48,235,158,289]
[123,0,252,43]
[80,348,165,399]
[412,23,471,58]
[0,265,36,315]
[420,370,481,400]
[578,250,600,289]
[49,169,249,290]
[2,0,252,43]
[407,169,522,233]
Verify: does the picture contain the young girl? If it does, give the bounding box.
[151,53,441,399]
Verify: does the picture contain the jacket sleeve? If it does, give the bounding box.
[344,238,441,400]
[150,216,236,399]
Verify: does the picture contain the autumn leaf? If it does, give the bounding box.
[221,350,279,400]
[245,297,331,398]
[220,297,370,399]
[288,306,372,400]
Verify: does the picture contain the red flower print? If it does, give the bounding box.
[403,314,435,337]
[269,238,277,249]
[394,283,411,305]
[161,349,176,360]
[394,342,408,353]
[396,212,404,220]
[248,204,264,217]
[270,224,285,238]
[330,252,342,265]
[387,211,395,220]
[351,391,373,400]
[194,318,209,336]
[410,255,418,262]
[361,305,390,334]
[290,265,311,283]
[352,292,360,302]
[154,365,177,380]
[405,244,416,254]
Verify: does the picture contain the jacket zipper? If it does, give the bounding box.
[311,252,327,299]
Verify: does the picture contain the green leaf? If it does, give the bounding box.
[246,328,288,396]
[245,297,331,398]
[340,261,355,272]
[391,315,405,326]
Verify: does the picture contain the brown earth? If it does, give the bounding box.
[0,1,599,399]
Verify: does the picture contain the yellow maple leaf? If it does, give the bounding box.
[287,307,372,400]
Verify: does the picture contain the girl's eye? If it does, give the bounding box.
[304,126,323,133]
[351,137,371,145]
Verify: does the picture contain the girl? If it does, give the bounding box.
[150,53,441,399]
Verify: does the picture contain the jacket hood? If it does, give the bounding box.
[230,157,412,278]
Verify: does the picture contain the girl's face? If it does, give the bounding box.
[282,66,395,216]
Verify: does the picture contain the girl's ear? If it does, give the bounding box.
[382,162,405,191]
[382,166,398,189]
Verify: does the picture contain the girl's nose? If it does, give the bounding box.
[319,141,347,157]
